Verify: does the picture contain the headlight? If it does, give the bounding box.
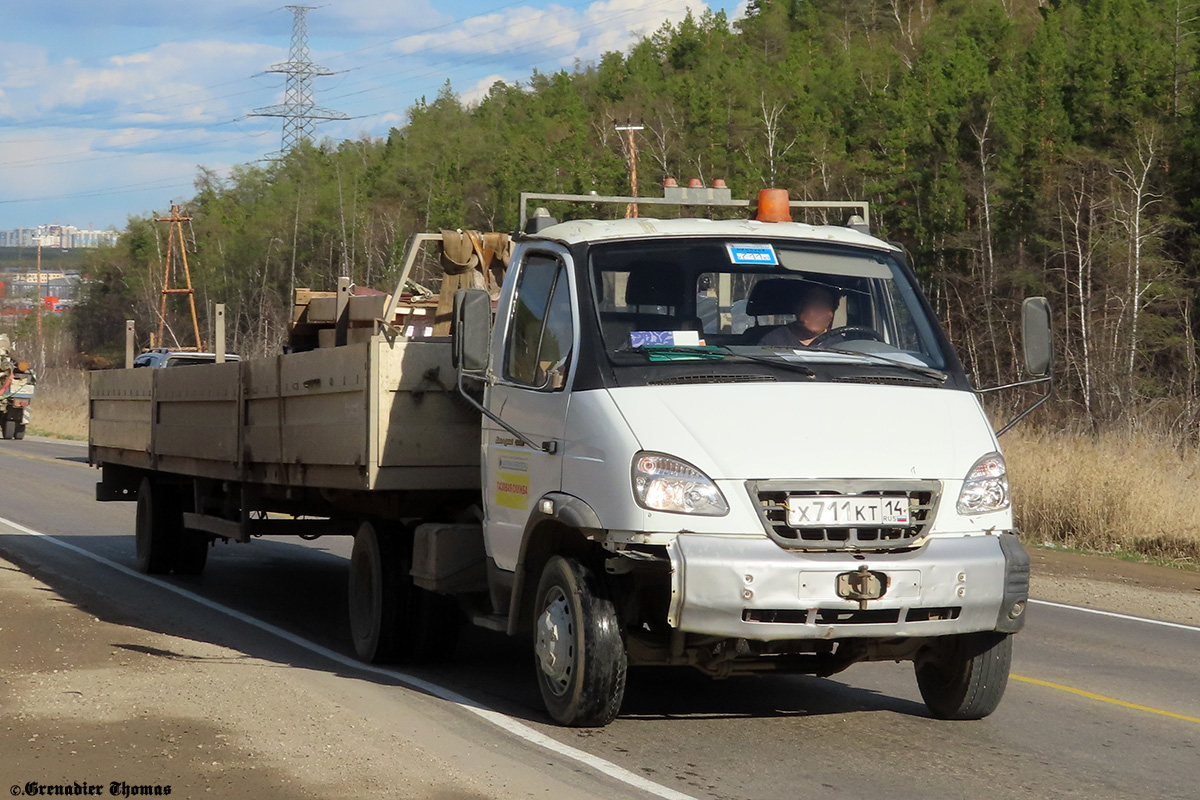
[956,452,1010,515]
[632,452,729,516]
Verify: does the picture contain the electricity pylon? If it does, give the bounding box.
[250,5,347,155]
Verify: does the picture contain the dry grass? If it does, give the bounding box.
[27,368,89,440]
[1006,429,1200,565]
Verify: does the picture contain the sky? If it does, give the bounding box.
[0,0,746,233]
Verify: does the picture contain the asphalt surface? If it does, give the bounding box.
[1,437,1198,799]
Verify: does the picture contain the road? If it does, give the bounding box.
[1,437,1198,799]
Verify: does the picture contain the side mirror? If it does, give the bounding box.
[1021,297,1052,378]
[453,288,492,375]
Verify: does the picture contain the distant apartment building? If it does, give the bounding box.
[0,228,35,248]
[0,224,117,249]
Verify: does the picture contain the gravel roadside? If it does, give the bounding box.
[0,558,545,800]
[1029,546,1200,626]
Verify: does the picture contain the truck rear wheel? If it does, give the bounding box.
[12,423,24,440]
[532,555,627,727]
[1,419,13,439]
[348,521,461,664]
[135,478,178,574]
[915,631,1012,720]
[349,522,403,663]
[174,530,209,575]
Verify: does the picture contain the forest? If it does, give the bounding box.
[69,0,1200,435]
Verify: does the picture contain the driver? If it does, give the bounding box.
[758,283,839,347]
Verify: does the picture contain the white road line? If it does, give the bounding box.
[25,436,88,448]
[0,515,696,800]
[1030,598,1200,633]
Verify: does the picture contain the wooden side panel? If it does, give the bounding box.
[89,338,480,492]
[89,368,153,453]
[375,340,480,471]
[280,344,370,467]
[243,357,281,464]
[153,362,240,462]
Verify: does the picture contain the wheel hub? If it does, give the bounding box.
[535,588,573,694]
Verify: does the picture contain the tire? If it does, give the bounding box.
[402,586,461,664]
[173,531,209,575]
[170,483,207,576]
[135,478,178,574]
[349,521,403,663]
[348,521,461,664]
[12,424,24,440]
[532,555,627,727]
[1,419,12,440]
[915,632,1013,720]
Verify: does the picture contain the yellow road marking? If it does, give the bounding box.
[0,447,92,469]
[1012,674,1200,725]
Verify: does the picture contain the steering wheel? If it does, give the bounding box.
[808,326,885,348]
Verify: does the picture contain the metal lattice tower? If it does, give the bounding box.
[250,5,347,154]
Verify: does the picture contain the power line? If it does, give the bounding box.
[0,170,233,205]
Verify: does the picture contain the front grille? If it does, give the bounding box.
[747,479,941,552]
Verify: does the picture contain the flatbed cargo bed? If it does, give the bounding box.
[89,336,480,492]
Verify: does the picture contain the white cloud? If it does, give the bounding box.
[0,124,256,229]
[111,53,152,67]
[322,0,450,35]
[391,0,709,67]
[0,39,282,130]
[460,74,511,107]
[0,41,51,90]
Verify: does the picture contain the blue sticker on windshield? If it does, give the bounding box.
[726,243,778,266]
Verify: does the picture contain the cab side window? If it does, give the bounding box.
[504,256,573,390]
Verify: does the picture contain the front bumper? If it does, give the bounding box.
[666,532,1028,641]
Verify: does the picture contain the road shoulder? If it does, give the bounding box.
[1030,546,1200,626]
[0,555,572,800]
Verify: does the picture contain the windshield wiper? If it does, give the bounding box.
[818,347,947,383]
[617,345,816,378]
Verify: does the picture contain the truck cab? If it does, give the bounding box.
[451,197,1048,726]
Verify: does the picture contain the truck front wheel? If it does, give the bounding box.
[533,555,627,727]
[915,631,1012,720]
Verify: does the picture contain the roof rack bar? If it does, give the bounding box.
[518,192,869,231]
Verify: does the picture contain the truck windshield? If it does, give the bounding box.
[587,238,947,377]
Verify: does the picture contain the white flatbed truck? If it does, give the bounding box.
[90,188,1052,726]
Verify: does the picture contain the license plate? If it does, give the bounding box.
[786,496,910,527]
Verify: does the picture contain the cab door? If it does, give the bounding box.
[482,249,577,572]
